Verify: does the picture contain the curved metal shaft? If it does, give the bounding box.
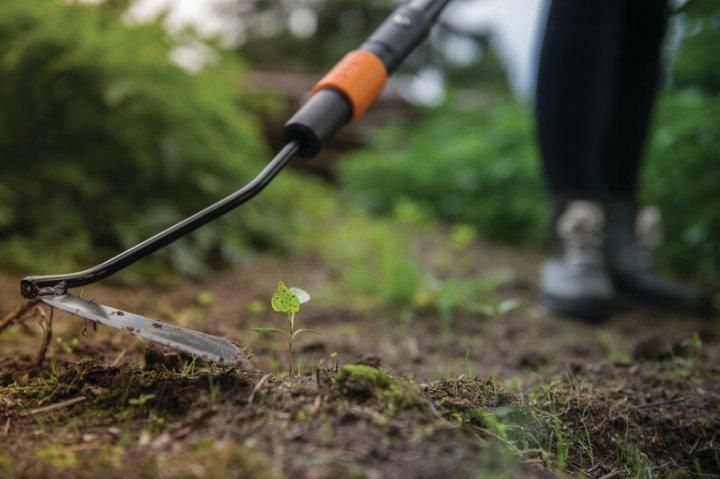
[21,142,300,298]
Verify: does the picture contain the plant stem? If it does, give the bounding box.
[288,312,295,375]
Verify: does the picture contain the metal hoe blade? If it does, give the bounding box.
[40,294,243,366]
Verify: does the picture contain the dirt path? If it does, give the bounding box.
[0,240,717,478]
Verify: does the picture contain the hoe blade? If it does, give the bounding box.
[40,294,244,366]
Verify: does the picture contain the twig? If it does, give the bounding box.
[0,300,39,334]
[35,306,54,367]
[598,469,621,479]
[688,437,701,455]
[25,396,86,416]
[247,374,271,405]
[110,349,127,367]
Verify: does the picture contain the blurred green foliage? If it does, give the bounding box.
[301,204,510,320]
[0,0,321,277]
[642,92,720,282]
[340,102,546,245]
[672,0,720,93]
[639,0,720,283]
[233,0,509,92]
[319,213,424,309]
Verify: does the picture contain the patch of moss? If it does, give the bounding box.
[336,365,422,414]
[157,440,280,479]
[336,364,391,402]
[340,364,391,389]
[0,453,16,479]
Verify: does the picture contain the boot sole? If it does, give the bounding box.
[541,293,612,322]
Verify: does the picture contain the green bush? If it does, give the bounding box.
[340,101,546,245]
[639,0,720,284]
[643,91,720,283]
[0,0,313,277]
[672,0,720,93]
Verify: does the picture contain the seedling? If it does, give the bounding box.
[253,281,320,375]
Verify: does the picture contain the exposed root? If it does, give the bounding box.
[0,300,40,335]
[247,373,271,405]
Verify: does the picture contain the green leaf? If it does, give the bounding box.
[252,327,289,337]
[271,281,300,314]
[292,328,322,340]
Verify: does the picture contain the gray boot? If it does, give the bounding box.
[540,200,613,320]
[605,200,713,316]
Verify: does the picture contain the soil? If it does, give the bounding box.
[0,238,718,478]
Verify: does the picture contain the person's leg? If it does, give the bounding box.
[535,0,623,319]
[604,0,712,314]
[536,0,713,318]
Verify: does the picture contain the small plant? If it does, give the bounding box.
[208,376,220,403]
[253,282,321,375]
[181,356,198,376]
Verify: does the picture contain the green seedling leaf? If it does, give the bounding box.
[289,287,311,304]
[271,281,300,314]
[252,327,290,337]
[292,328,322,340]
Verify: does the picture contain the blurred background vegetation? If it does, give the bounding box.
[0,0,717,293]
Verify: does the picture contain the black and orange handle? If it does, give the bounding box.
[312,50,388,122]
[283,0,452,157]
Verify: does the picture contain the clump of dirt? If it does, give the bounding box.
[425,377,515,412]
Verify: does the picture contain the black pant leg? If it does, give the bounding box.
[604,0,669,197]
[535,0,623,197]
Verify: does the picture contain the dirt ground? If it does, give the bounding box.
[0,238,718,478]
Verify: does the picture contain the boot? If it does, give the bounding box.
[605,200,713,316]
[540,200,613,320]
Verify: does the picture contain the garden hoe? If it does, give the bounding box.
[19,0,453,366]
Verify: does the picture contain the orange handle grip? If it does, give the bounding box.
[312,50,388,122]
